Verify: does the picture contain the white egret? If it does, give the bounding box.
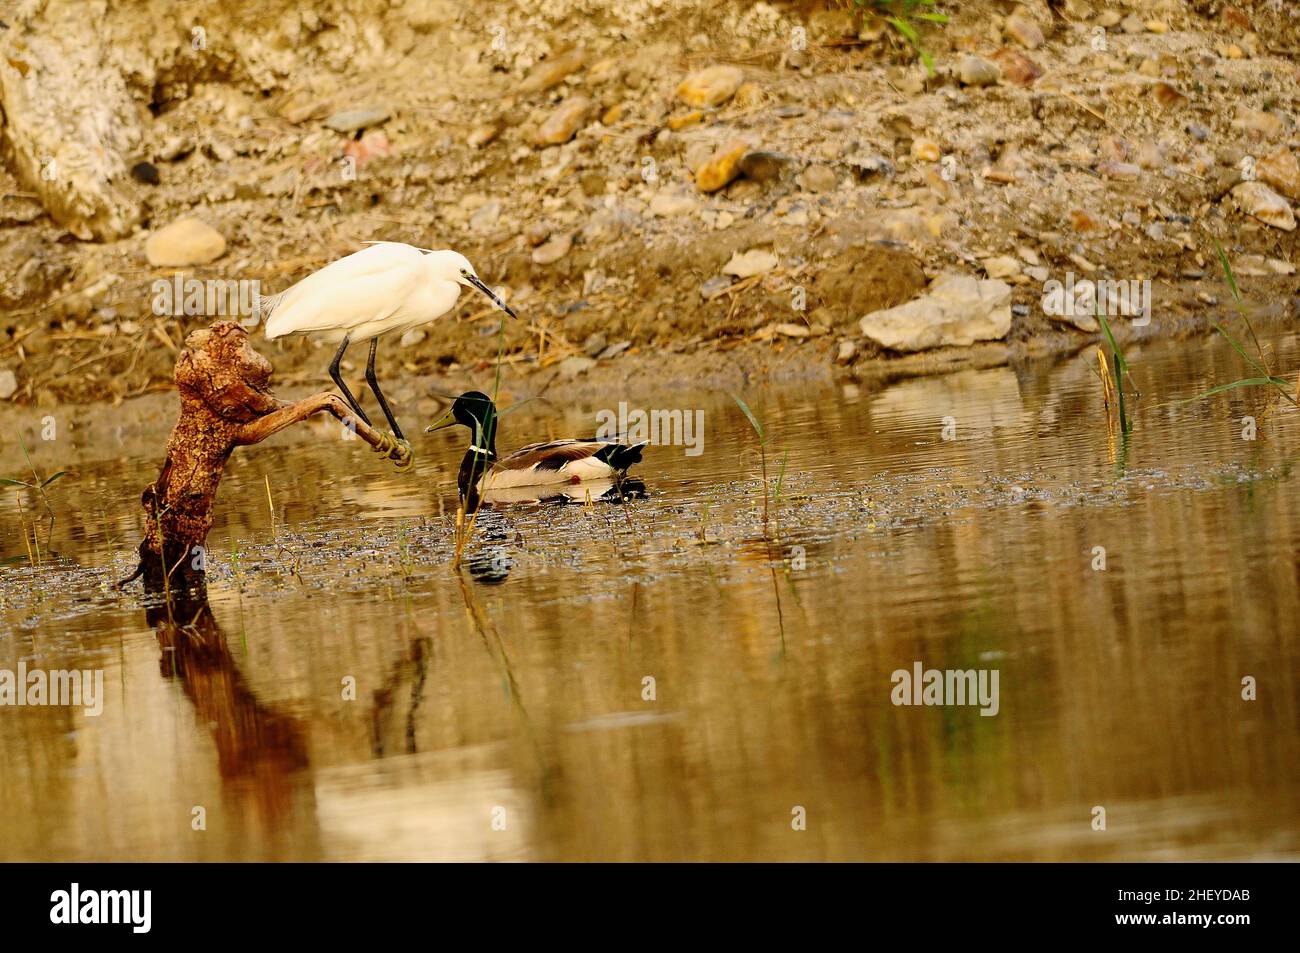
[261,242,517,444]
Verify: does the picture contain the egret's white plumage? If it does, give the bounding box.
[259,242,517,443]
[263,243,485,344]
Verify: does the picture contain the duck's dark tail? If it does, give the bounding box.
[595,440,648,473]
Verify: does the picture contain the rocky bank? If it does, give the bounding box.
[1,0,1299,411]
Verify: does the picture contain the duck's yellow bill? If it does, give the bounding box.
[424,407,456,433]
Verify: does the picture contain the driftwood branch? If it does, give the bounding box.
[235,391,398,448]
[125,320,411,591]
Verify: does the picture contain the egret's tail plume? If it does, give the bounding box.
[258,291,288,335]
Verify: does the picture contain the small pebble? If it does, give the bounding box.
[131,161,159,185]
[531,232,573,264]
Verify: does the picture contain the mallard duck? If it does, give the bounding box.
[424,391,647,499]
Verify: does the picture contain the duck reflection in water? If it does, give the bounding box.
[460,479,649,584]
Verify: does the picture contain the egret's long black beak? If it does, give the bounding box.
[466,275,517,320]
[424,407,457,434]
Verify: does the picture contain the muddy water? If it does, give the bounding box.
[2,332,1299,861]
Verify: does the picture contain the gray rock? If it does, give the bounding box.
[469,200,502,232]
[0,368,17,400]
[583,332,608,357]
[532,233,573,264]
[581,209,627,243]
[740,151,792,183]
[799,164,838,192]
[701,275,734,299]
[649,193,696,217]
[824,110,856,131]
[981,255,1021,279]
[324,108,391,133]
[843,152,893,180]
[958,54,1001,87]
[559,355,597,378]
[145,218,226,267]
[858,274,1012,352]
[468,123,500,148]
[0,195,45,226]
[722,249,778,278]
[676,65,744,108]
[205,141,236,163]
[524,222,552,246]
[1231,181,1296,231]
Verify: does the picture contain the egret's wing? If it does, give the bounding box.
[264,243,426,338]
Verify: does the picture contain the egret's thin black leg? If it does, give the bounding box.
[328,334,372,427]
[365,337,404,440]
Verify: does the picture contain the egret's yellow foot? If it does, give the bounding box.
[390,438,415,472]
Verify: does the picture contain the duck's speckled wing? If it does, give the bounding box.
[497,440,604,471]
[480,439,646,490]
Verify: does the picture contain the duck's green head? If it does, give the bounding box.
[425,391,497,447]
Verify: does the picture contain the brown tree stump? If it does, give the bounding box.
[127,320,411,591]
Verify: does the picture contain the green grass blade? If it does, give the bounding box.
[497,397,542,417]
[41,471,68,488]
[730,392,765,443]
[1211,322,1271,379]
[1212,240,1241,303]
[1213,238,1268,365]
[887,16,920,44]
[1173,377,1281,404]
[773,450,789,504]
[1095,310,1133,432]
[1096,312,1124,372]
